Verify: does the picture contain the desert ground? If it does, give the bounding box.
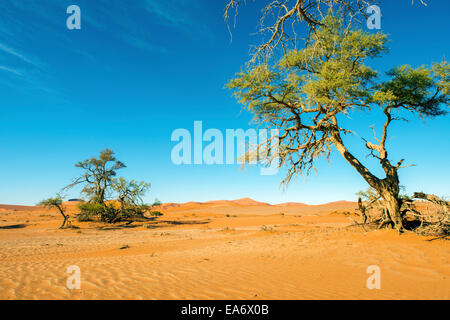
[0,198,448,300]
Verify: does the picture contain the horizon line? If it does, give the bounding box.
[0,197,359,208]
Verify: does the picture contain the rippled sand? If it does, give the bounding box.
[0,201,448,299]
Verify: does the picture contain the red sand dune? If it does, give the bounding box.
[157,198,355,211]
[0,204,40,212]
[275,202,308,207]
[230,197,270,206]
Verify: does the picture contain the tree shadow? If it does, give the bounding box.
[92,218,211,231]
[426,235,449,242]
[160,220,210,225]
[403,219,422,230]
[97,224,142,231]
[0,224,27,229]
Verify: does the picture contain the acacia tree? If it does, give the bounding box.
[39,195,71,229]
[227,12,449,232]
[66,149,126,204]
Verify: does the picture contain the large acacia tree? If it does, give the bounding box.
[227,12,449,232]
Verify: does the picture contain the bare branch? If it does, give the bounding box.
[225,0,371,63]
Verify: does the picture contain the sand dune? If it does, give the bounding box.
[157,198,357,212]
[0,204,41,212]
[275,202,308,207]
[158,198,270,210]
[0,199,448,300]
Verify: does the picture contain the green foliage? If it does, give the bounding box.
[100,204,120,223]
[77,202,119,223]
[150,211,163,217]
[226,12,390,178]
[356,187,380,203]
[227,12,387,119]
[357,186,408,202]
[64,149,159,223]
[39,196,63,209]
[39,194,71,228]
[112,177,150,209]
[112,177,151,219]
[77,212,92,222]
[373,62,449,117]
[227,10,449,184]
[78,202,104,216]
[120,205,150,219]
[260,225,274,232]
[152,198,162,207]
[78,202,101,221]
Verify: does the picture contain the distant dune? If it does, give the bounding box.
[0,198,357,218]
[274,202,308,207]
[323,200,355,205]
[155,198,355,211]
[0,197,356,212]
[62,200,85,206]
[0,204,40,212]
[231,197,270,206]
[152,198,358,217]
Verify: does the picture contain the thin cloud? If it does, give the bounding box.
[81,0,169,54]
[120,34,168,53]
[144,0,190,27]
[0,43,35,66]
[0,0,210,96]
[0,65,23,76]
[143,0,211,36]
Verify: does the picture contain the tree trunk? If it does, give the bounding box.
[56,204,70,229]
[380,190,403,232]
[358,197,368,224]
[60,216,69,229]
[331,131,404,232]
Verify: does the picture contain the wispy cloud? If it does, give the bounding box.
[0,0,210,97]
[0,43,35,65]
[144,0,191,27]
[0,1,60,94]
[119,34,168,54]
[143,0,211,36]
[0,65,23,76]
[0,39,53,96]
[81,0,170,53]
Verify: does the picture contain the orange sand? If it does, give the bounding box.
[0,199,448,300]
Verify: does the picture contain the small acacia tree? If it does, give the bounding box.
[39,195,71,229]
[227,12,449,232]
[66,149,126,204]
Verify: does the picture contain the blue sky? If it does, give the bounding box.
[0,0,448,205]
